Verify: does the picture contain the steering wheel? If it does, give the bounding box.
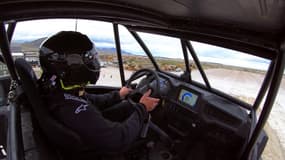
[126,68,161,105]
[126,69,173,146]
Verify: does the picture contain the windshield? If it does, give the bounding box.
[138,32,271,104]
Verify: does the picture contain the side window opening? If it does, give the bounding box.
[76,20,121,87]
[10,19,124,87]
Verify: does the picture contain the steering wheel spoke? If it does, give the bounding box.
[126,68,161,104]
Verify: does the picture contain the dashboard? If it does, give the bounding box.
[146,72,252,159]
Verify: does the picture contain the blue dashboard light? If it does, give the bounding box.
[182,92,193,101]
[179,89,198,107]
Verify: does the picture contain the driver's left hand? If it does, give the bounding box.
[119,86,133,99]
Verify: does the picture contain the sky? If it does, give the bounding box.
[12,19,271,71]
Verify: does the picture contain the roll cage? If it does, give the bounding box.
[0,1,284,160]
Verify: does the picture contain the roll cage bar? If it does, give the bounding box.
[1,20,285,160]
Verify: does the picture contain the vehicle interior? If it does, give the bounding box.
[0,1,284,160]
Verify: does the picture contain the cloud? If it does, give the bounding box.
[11,18,270,71]
[95,42,115,48]
[13,19,77,40]
[139,32,184,58]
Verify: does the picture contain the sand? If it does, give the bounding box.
[96,67,285,160]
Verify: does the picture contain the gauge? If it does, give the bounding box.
[178,89,198,107]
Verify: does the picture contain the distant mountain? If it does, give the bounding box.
[97,47,133,55]
[10,43,22,52]
[25,37,47,47]
[11,37,133,55]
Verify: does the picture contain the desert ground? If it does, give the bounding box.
[96,67,285,160]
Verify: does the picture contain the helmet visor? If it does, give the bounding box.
[64,49,100,72]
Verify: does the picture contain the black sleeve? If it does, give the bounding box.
[53,100,148,153]
[85,91,122,110]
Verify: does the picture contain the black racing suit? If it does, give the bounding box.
[44,89,149,153]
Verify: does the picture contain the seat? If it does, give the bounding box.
[14,58,84,152]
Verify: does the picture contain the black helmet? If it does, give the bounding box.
[39,31,100,90]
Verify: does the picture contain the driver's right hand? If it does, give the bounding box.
[139,89,160,112]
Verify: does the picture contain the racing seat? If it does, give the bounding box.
[14,58,85,158]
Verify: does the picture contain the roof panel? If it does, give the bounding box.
[120,0,285,32]
[0,0,284,58]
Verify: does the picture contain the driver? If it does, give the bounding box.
[38,31,160,153]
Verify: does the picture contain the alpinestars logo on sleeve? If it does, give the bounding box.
[75,104,88,114]
[64,93,87,103]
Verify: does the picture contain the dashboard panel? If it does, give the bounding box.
[149,72,252,159]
